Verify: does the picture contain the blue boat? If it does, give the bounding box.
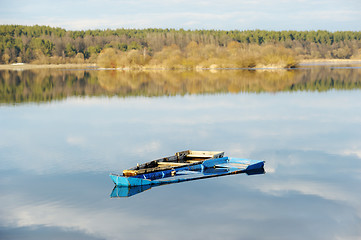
[110,159,265,197]
[109,150,265,187]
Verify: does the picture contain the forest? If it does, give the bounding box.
[1,25,361,69]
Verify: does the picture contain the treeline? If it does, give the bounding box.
[1,25,361,67]
[2,67,361,103]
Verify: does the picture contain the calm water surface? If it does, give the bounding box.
[1,66,361,240]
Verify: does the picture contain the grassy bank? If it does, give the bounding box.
[96,42,298,69]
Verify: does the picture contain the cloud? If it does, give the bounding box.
[1,162,360,240]
[1,0,361,30]
[254,179,359,204]
[66,136,86,146]
[2,92,361,175]
[0,196,162,239]
[132,140,162,156]
[342,150,361,160]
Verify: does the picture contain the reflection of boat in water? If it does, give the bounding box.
[110,166,265,198]
[109,150,265,197]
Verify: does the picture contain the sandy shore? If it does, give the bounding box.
[0,63,97,70]
[299,59,361,65]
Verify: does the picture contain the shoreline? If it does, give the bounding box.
[0,59,361,71]
[299,59,361,65]
[0,63,97,70]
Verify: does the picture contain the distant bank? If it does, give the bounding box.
[1,25,360,69]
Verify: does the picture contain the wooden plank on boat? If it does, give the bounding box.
[157,162,190,166]
[186,160,203,163]
[124,165,175,176]
[186,154,214,158]
[188,150,223,155]
[121,150,225,178]
[123,170,138,177]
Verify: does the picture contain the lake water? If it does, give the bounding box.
[1,65,361,240]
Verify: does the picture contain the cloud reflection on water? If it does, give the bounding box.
[1,149,360,240]
[1,70,361,239]
[1,92,361,174]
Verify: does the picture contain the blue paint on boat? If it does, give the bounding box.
[110,163,266,198]
[109,174,152,186]
[132,169,175,180]
[202,157,229,168]
[245,161,265,171]
[126,157,230,182]
[110,156,265,187]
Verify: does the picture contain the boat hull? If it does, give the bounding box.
[110,164,266,197]
[110,157,264,187]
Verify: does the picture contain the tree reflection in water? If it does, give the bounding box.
[1,66,361,104]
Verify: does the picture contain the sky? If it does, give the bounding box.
[0,0,360,31]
